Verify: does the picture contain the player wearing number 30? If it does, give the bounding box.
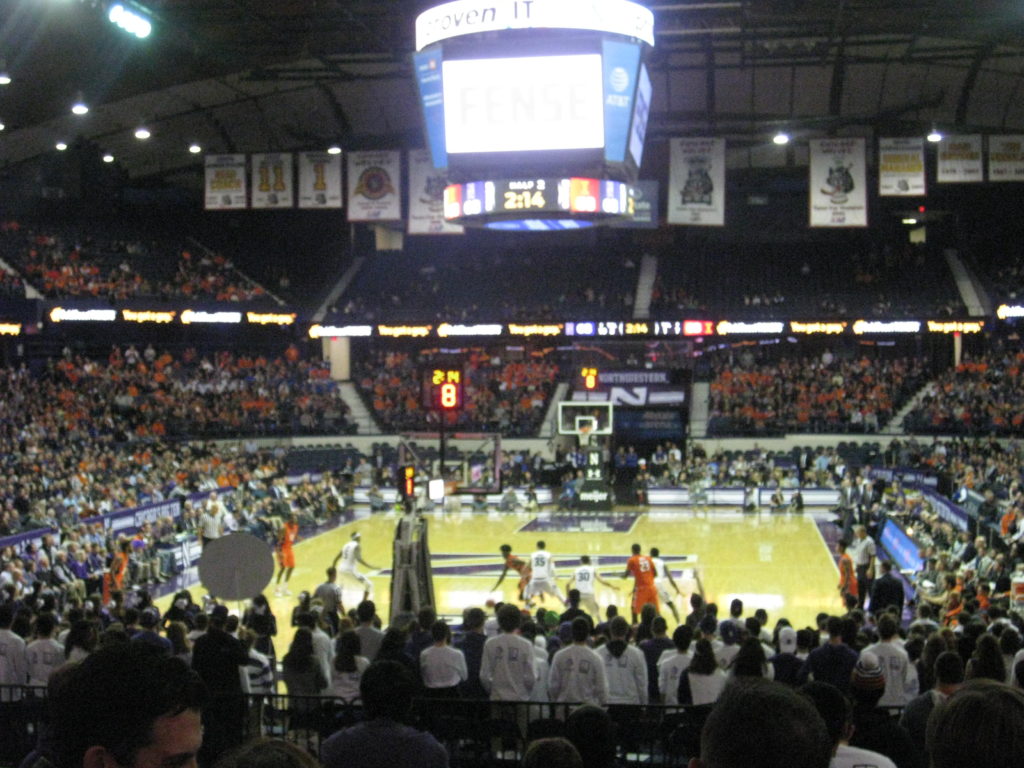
[567,555,619,617]
[526,541,565,605]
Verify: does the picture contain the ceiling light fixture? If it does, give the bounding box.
[188,143,202,154]
[134,126,151,140]
[71,92,89,116]
[927,128,943,143]
[327,145,342,155]
[0,59,10,86]
[102,154,115,163]
[55,142,68,151]
[109,4,152,39]
[0,120,5,132]
[773,130,790,145]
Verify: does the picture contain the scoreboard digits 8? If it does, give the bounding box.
[425,368,463,411]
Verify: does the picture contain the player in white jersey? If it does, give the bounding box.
[331,531,378,602]
[526,541,564,605]
[649,547,683,623]
[567,554,618,618]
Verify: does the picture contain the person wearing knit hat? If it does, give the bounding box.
[848,651,920,768]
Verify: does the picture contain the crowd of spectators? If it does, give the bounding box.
[355,350,558,437]
[707,354,929,436]
[0,221,268,303]
[904,351,1024,435]
[0,344,352,533]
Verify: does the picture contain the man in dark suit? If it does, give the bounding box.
[869,559,906,616]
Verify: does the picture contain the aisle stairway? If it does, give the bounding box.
[883,381,934,434]
[540,382,569,438]
[338,381,380,435]
[633,253,658,319]
[688,381,710,438]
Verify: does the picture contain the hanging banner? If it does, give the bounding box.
[298,152,343,209]
[347,150,402,221]
[809,138,867,227]
[407,149,463,235]
[988,135,1024,182]
[250,153,294,209]
[878,137,925,196]
[204,154,247,210]
[667,138,725,226]
[937,135,983,183]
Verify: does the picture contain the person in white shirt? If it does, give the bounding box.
[847,525,877,609]
[329,630,370,702]
[862,614,918,706]
[332,531,377,602]
[25,613,64,687]
[420,620,468,696]
[480,604,536,701]
[596,616,647,705]
[658,625,694,705]
[649,547,683,623]
[548,617,608,706]
[567,555,618,618]
[0,604,27,701]
[526,542,564,606]
[199,492,226,548]
[681,638,727,706]
[295,612,333,684]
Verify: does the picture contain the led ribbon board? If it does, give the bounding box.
[443,177,634,228]
[415,0,656,51]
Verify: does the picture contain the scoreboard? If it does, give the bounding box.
[443,177,634,229]
[423,368,464,411]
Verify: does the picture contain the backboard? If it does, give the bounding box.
[557,401,614,436]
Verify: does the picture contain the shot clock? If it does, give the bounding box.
[423,368,464,411]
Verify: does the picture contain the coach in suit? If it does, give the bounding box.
[869,560,905,615]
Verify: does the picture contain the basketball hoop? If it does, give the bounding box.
[578,423,593,448]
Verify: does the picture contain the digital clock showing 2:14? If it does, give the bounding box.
[502,179,553,211]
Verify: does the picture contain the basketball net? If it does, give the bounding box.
[578,424,593,448]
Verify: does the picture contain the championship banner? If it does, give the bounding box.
[988,135,1024,182]
[878,137,925,196]
[347,150,402,221]
[809,138,867,228]
[937,135,983,183]
[204,154,247,210]
[250,153,294,209]
[407,149,463,234]
[667,138,725,226]
[298,152,343,209]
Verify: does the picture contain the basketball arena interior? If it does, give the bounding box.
[2,2,1024,767]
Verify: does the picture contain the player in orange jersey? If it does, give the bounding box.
[492,544,532,605]
[274,514,300,596]
[622,542,660,623]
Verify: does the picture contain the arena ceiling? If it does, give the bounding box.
[2,0,1024,181]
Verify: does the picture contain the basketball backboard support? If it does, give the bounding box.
[558,401,614,436]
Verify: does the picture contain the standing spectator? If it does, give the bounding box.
[900,651,963,758]
[797,616,859,693]
[639,616,674,702]
[313,568,344,636]
[281,627,327,722]
[329,631,369,702]
[0,604,27,699]
[596,615,647,704]
[25,613,63,687]
[419,620,467,697]
[354,600,384,662]
[456,607,488,699]
[657,625,693,705]
[863,614,918,706]
[480,604,536,701]
[926,679,1024,768]
[242,594,278,664]
[191,604,248,763]
[320,661,448,768]
[548,617,608,706]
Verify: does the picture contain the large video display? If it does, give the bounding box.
[442,54,605,154]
